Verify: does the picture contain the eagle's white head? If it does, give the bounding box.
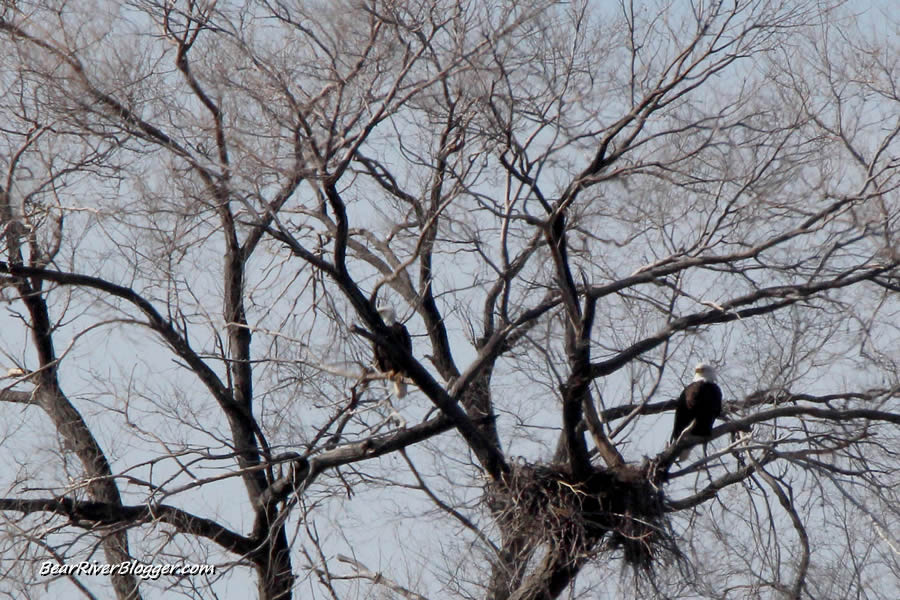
[693,362,717,383]
[377,306,397,325]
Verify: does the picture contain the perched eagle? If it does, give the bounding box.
[671,362,723,460]
[373,306,413,398]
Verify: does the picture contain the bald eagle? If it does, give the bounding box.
[671,363,723,460]
[373,307,413,398]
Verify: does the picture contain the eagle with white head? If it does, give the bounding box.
[670,362,723,460]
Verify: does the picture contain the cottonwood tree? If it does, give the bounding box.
[1,1,898,599]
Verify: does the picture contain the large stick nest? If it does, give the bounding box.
[486,462,678,572]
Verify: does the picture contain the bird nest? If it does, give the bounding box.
[485,461,678,573]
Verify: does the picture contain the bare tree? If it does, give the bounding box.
[1,1,898,599]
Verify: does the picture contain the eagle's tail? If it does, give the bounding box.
[393,377,408,399]
[672,418,697,461]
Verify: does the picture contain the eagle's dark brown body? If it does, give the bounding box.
[671,378,722,458]
[373,316,412,398]
[373,322,413,374]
